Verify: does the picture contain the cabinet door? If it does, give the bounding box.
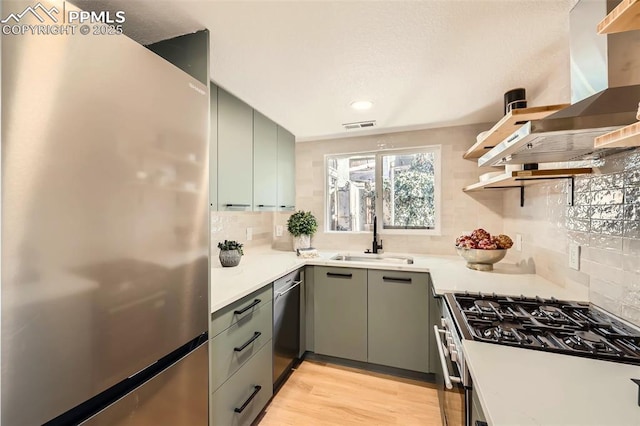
[367,270,429,372]
[217,88,253,210]
[253,111,278,210]
[276,126,295,210]
[313,266,367,362]
[209,83,218,209]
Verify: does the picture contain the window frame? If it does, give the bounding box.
[324,145,442,236]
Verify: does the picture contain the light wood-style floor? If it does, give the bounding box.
[258,360,443,425]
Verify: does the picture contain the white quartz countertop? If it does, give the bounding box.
[428,258,589,301]
[210,248,635,425]
[211,248,306,312]
[463,340,640,426]
[211,249,588,313]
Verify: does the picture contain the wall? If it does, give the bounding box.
[295,123,503,255]
[210,210,294,253]
[503,149,640,326]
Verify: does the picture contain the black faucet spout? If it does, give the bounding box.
[371,215,383,254]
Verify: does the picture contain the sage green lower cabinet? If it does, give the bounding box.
[313,266,367,362]
[210,301,273,391]
[210,342,273,426]
[210,284,273,425]
[367,270,429,372]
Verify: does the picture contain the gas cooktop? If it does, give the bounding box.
[445,292,640,365]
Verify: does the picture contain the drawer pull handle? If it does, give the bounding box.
[234,299,261,315]
[225,204,250,207]
[234,332,262,352]
[326,272,352,278]
[382,276,412,283]
[234,385,262,413]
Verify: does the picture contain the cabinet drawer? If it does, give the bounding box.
[211,285,272,338]
[211,301,273,391]
[211,341,273,426]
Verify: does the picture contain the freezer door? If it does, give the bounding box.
[81,342,209,426]
[1,0,209,424]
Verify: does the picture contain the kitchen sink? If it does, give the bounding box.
[330,254,414,265]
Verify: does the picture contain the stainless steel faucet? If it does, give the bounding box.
[365,216,383,254]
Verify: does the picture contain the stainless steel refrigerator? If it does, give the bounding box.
[1,1,210,424]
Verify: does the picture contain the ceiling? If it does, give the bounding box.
[81,0,579,141]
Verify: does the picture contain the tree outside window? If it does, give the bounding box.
[326,147,440,233]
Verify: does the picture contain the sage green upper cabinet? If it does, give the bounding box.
[367,270,429,372]
[217,88,253,211]
[253,111,278,210]
[276,126,296,211]
[209,83,218,209]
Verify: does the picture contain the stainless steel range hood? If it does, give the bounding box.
[479,0,640,167]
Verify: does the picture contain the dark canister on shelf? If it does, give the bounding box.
[504,88,527,115]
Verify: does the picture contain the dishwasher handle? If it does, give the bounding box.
[275,280,301,299]
[433,325,462,390]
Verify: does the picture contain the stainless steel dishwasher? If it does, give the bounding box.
[273,269,302,390]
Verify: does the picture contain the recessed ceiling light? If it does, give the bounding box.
[350,100,373,110]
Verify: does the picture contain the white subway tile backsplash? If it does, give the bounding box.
[589,291,622,316]
[590,173,623,191]
[623,238,640,256]
[621,305,640,323]
[590,278,624,300]
[624,221,640,239]
[591,219,623,236]
[624,186,640,204]
[624,205,640,220]
[623,254,640,274]
[591,204,623,220]
[586,247,623,269]
[506,148,640,326]
[567,205,591,219]
[624,169,640,186]
[589,234,623,251]
[592,189,624,205]
[566,231,590,247]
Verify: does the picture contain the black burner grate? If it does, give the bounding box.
[448,292,640,365]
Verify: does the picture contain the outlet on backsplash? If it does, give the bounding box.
[515,234,522,252]
[246,227,253,241]
[569,244,580,271]
[275,225,283,237]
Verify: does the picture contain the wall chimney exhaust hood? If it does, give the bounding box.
[478,0,640,167]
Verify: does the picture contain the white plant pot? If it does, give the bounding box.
[293,234,311,252]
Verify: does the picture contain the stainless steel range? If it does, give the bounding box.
[445,292,640,365]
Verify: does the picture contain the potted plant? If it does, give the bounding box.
[287,210,318,251]
[217,239,244,267]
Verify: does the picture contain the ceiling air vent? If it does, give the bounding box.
[342,120,376,130]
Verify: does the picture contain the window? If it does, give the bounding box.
[326,146,441,234]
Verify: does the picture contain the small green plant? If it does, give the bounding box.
[217,240,244,256]
[287,210,318,237]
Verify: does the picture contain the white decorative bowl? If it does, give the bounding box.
[456,247,507,271]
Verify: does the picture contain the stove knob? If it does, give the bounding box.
[449,343,456,353]
[451,349,458,362]
[446,331,452,339]
[441,318,447,328]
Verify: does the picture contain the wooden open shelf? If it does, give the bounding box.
[597,0,640,34]
[594,121,640,148]
[463,168,593,192]
[463,104,569,160]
